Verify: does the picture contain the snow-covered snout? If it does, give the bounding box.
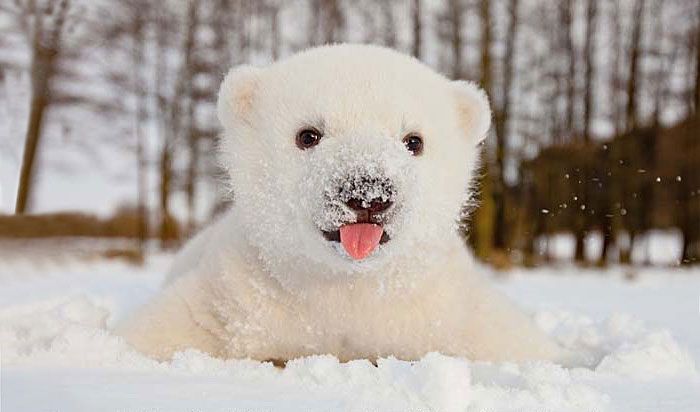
[216,45,492,275]
[307,136,415,261]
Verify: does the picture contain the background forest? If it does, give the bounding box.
[0,0,698,266]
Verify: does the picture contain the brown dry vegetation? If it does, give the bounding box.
[510,115,700,265]
[0,207,178,240]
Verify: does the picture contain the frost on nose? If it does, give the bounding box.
[336,174,396,209]
[345,197,393,213]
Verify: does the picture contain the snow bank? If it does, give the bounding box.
[535,311,697,379]
[1,256,699,411]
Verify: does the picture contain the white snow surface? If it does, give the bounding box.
[1,254,699,412]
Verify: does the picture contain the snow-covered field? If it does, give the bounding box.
[1,252,698,412]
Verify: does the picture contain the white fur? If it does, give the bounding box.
[116,44,561,363]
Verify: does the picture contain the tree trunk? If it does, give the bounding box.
[610,0,625,134]
[16,66,50,213]
[648,0,665,127]
[183,0,198,233]
[492,0,519,252]
[479,0,492,93]
[411,0,422,59]
[574,228,586,263]
[578,0,598,263]
[680,117,698,264]
[449,0,464,79]
[214,0,233,67]
[473,0,495,260]
[582,0,597,142]
[681,235,691,264]
[598,214,613,266]
[131,16,148,252]
[680,204,698,264]
[269,3,280,60]
[158,143,176,247]
[321,0,344,44]
[470,164,495,261]
[15,0,67,213]
[625,0,645,131]
[495,0,518,144]
[380,1,396,48]
[695,0,700,111]
[154,16,177,249]
[620,232,635,264]
[185,131,198,233]
[562,0,576,136]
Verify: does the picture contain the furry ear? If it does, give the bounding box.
[452,80,492,144]
[217,65,263,130]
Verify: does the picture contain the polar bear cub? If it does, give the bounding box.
[117,44,561,363]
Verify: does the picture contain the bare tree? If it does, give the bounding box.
[448,0,464,79]
[130,0,150,252]
[610,0,626,134]
[15,0,71,213]
[180,0,199,233]
[578,0,598,263]
[151,6,179,248]
[648,0,667,126]
[492,0,520,252]
[411,0,422,59]
[308,0,345,45]
[582,0,597,141]
[678,0,699,264]
[562,0,576,137]
[268,1,281,60]
[101,0,156,251]
[695,0,700,111]
[479,0,492,94]
[625,0,646,131]
[467,0,495,261]
[379,0,397,48]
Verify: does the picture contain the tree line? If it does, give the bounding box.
[1,0,698,265]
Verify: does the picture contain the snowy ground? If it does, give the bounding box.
[1,251,699,412]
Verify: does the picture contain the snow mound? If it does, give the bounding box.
[596,330,697,379]
[468,362,609,412]
[535,311,697,380]
[1,257,699,411]
[0,296,157,370]
[0,293,474,411]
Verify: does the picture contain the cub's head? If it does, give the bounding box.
[217,44,490,281]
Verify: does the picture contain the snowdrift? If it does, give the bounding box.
[1,255,698,412]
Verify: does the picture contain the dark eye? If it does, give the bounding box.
[403,134,424,156]
[296,128,322,150]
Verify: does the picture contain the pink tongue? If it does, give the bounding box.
[339,223,384,260]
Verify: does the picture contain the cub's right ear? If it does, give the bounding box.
[217,65,263,130]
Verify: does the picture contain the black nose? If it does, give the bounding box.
[346,198,393,213]
[337,174,395,215]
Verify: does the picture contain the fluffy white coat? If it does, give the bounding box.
[117,44,561,363]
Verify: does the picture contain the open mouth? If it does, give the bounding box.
[322,224,391,260]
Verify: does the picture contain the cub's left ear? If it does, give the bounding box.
[452,80,492,144]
